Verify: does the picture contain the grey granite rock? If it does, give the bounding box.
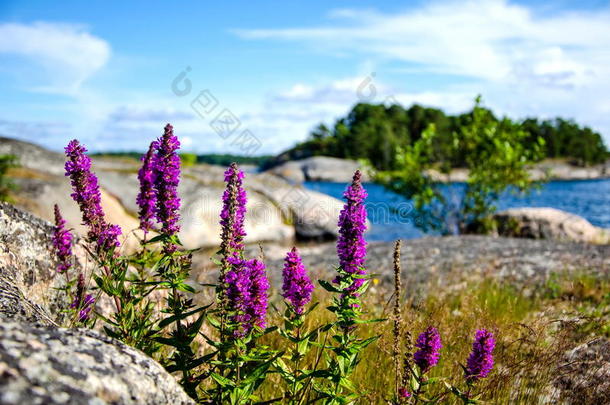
[0,321,195,405]
[0,136,65,176]
[0,202,68,325]
[242,236,610,297]
[550,338,610,405]
[494,207,610,244]
[267,156,370,183]
[3,136,344,247]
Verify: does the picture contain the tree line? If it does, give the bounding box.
[266,102,608,170]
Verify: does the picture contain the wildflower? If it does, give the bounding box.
[137,141,158,233]
[71,273,95,322]
[52,204,73,273]
[220,163,247,255]
[336,170,368,294]
[154,124,181,237]
[413,326,442,373]
[398,388,411,398]
[64,140,121,250]
[225,256,252,337]
[225,257,268,337]
[246,259,269,331]
[465,329,495,381]
[282,247,314,315]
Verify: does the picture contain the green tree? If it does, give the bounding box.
[374,97,546,234]
[267,100,607,170]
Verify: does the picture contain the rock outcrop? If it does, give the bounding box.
[233,235,610,297]
[427,160,610,182]
[0,321,195,405]
[494,207,610,244]
[267,156,370,183]
[0,203,195,404]
[1,136,347,247]
[550,338,610,405]
[0,202,72,325]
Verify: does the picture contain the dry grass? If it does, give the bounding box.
[251,271,609,404]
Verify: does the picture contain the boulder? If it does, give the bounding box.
[0,202,72,325]
[494,207,610,244]
[0,136,65,176]
[248,174,347,240]
[550,338,610,405]
[0,321,195,405]
[267,156,369,183]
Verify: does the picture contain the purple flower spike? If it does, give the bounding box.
[282,247,314,315]
[137,141,158,233]
[71,273,95,322]
[336,170,368,294]
[64,140,121,250]
[225,256,252,338]
[413,326,442,373]
[466,329,495,381]
[154,124,181,237]
[52,204,73,273]
[246,258,269,331]
[220,163,247,255]
[225,257,269,338]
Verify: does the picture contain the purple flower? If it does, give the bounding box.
[465,329,495,381]
[224,255,252,337]
[64,140,121,250]
[336,170,368,294]
[413,326,442,373]
[246,258,269,331]
[154,124,181,237]
[220,163,247,255]
[282,247,314,315]
[52,204,73,273]
[71,273,95,322]
[225,257,269,337]
[216,162,268,337]
[137,141,158,233]
[398,388,411,398]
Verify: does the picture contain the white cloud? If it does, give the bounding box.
[235,0,610,88]
[234,0,610,143]
[0,22,110,94]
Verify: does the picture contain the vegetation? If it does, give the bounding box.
[93,151,273,167]
[374,98,545,234]
[0,154,17,202]
[48,125,606,403]
[267,100,608,170]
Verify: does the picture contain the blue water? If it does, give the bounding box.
[304,179,610,242]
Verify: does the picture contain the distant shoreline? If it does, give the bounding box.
[266,155,610,184]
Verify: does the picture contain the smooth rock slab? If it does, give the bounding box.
[0,322,195,405]
[494,207,610,244]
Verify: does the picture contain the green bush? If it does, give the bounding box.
[374,97,545,234]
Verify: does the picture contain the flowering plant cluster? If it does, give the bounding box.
[51,124,495,404]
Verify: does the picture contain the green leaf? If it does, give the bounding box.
[176,282,196,293]
[210,372,234,388]
[318,280,341,293]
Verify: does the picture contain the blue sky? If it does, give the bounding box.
[1,0,609,155]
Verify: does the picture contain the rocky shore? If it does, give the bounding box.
[267,156,610,183]
[1,200,609,404]
[0,136,348,250]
